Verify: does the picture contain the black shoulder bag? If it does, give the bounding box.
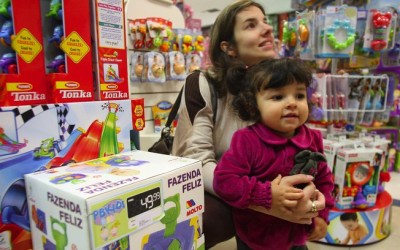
[148,71,217,155]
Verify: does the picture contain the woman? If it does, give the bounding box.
[172,0,327,248]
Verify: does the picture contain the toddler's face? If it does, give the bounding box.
[256,82,309,138]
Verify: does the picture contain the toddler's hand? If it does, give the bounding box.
[249,174,318,224]
[271,174,305,209]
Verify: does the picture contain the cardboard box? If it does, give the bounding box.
[90,0,130,101]
[40,0,95,103]
[323,135,360,172]
[334,146,383,210]
[0,0,49,106]
[25,151,204,249]
[0,99,133,249]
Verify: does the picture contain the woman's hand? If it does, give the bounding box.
[249,174,321,224]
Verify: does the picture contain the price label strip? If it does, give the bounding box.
[126,182,164,230]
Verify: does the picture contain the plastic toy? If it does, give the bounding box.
[46,0,63,20]
[47,54,66,73]
[0,0,11,18]
[48,24,64,46]
[326,19,356,51]
[0,19,13,46]
[0,52,17,74]
[371,10,392,51]
[298,19,310,46]
[194,35,204,52]
[134,20,147,49]
[181,34,194,54]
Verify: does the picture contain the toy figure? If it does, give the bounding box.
[289,150,327,189]
[194,35,205,52]
[47,54,65,73]
[48,24,64,46]
[47,0,63,20]
[0,0,11,18]
[0,20,13,46]
[181,34,193,54]
[134,54,143,77]
[0,52,17,74]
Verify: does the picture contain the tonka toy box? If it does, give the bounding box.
[334,146,383,210]
[0,0,48,106]
[41,0,95,103]
[90,0,130,101]
[0,99,133,249]
[25,150,204,250]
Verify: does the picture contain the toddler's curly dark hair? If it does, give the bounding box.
[226,58,313,122]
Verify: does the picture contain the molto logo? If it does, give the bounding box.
[186,199,203,216]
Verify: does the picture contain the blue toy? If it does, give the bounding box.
[0,19,13,46]
[0,52,17,73]
[48,24,64,46]
[47,54,65,73]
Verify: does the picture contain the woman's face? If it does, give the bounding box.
[232,6,277,66]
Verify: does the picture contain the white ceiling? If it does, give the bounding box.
[184,0,296,27]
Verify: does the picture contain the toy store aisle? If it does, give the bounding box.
[210,172,400,250]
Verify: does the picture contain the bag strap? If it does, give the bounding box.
[165,70,218,128]
[165,88,183,128]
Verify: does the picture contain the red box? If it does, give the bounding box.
[90,0,130,101]
[0,0,48,106]
[42,0,95,103]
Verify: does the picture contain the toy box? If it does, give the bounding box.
[40,0,95,103]
[90,0,130,101]
[25,150,205,249]
[334,146,383,210]
[0,0,49,106]
[323,135,360,172]
[0,99,133,249]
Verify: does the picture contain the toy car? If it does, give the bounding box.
[33,138,60,159]
[0,52,17,74]
[46,54,66,73]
